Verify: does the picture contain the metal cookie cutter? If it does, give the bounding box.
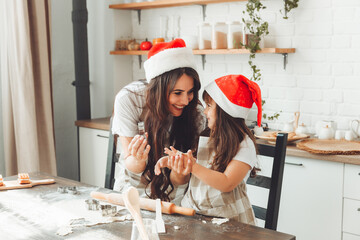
[57,186,68,193]
[66,186,78,195]
[100,204,117,217]
[85,199,100,211]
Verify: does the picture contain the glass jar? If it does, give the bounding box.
[198,22,212,50]
[242,21,265,49]
[227,21,242,49]
[212,22,227,49]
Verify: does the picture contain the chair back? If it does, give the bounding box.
[246,133,288,230]
[104,116,118,189]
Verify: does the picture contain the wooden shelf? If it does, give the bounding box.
[109,0,245,10]
[110,48,296,55]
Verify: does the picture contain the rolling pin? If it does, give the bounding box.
[91,191,195,216]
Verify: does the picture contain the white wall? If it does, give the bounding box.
[51,0,132,180]
[125,0,360,132]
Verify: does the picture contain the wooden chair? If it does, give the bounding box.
[246,132,288,230]
[104,117,118,189]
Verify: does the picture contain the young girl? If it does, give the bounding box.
[155,74,262,224]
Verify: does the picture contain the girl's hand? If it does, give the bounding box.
[127,133,150,164]
[164,146,181,157]
[168,150,195,176]
[154,156,170,175]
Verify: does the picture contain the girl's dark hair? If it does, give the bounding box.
[202,91,258,177]
[143,67,202,201]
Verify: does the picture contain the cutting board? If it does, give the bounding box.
[0,179,55,191]
[297,139,360,155]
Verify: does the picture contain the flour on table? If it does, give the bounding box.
[211,218,229,225]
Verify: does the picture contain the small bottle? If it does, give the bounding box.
[138,122,145,137]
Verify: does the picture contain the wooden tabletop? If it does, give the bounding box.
[0,173,295,240]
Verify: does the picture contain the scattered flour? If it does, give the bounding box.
[211,218,229,225]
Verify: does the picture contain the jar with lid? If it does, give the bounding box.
[212,22,227,49]
[198,22,212,50]
[242,21,265,48]
[227,21,242,49]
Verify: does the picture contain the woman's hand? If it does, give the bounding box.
[127,133,151,164]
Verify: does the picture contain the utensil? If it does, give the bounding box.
[155,199,166,233]
[124,187,149,240]
[90,191,195,216]
[294,111,300,132]
[0,179,55,191]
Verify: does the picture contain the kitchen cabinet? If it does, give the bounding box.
[343,164,360,238]
[78,127,109,187]
[247,155,343,240]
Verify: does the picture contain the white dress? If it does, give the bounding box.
[181,136,257,224]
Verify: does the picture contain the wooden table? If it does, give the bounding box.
[0,173,295,240]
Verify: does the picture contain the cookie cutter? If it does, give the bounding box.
[66,186,78,195]
[85,199,100,211]
[57,186,79,194]
[100,204,117,217]
[57,186,67,193]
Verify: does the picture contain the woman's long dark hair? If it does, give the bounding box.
[203,91,258,177]
[143,67,202,201]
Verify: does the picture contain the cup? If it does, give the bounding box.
[350,119,360,137]
[131,218,159,240]
[344,131,355,141]
[334,130,345,140]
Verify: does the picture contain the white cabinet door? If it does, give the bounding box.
[344,164,360,200]
[343,198,360,236]
[79,127,109,187]
[277,156,343,240]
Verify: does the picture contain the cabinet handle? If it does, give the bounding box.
[285,162,303,166]
[96,134,109,139]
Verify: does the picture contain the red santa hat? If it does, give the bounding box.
[204,75,262,127]
[144,38,197,82]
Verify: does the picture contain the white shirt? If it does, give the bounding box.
[112,81,146,137]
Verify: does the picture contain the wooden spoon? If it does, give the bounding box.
[123,187,149,240]
[294,111,300,133]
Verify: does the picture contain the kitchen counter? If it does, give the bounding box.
[75,117,360,165]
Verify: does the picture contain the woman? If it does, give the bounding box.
[112,39,205,203]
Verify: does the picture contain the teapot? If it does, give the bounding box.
[350,119,360,138]
[318,125,334,140]
[295,123,308,135]
[315,120,337,137]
